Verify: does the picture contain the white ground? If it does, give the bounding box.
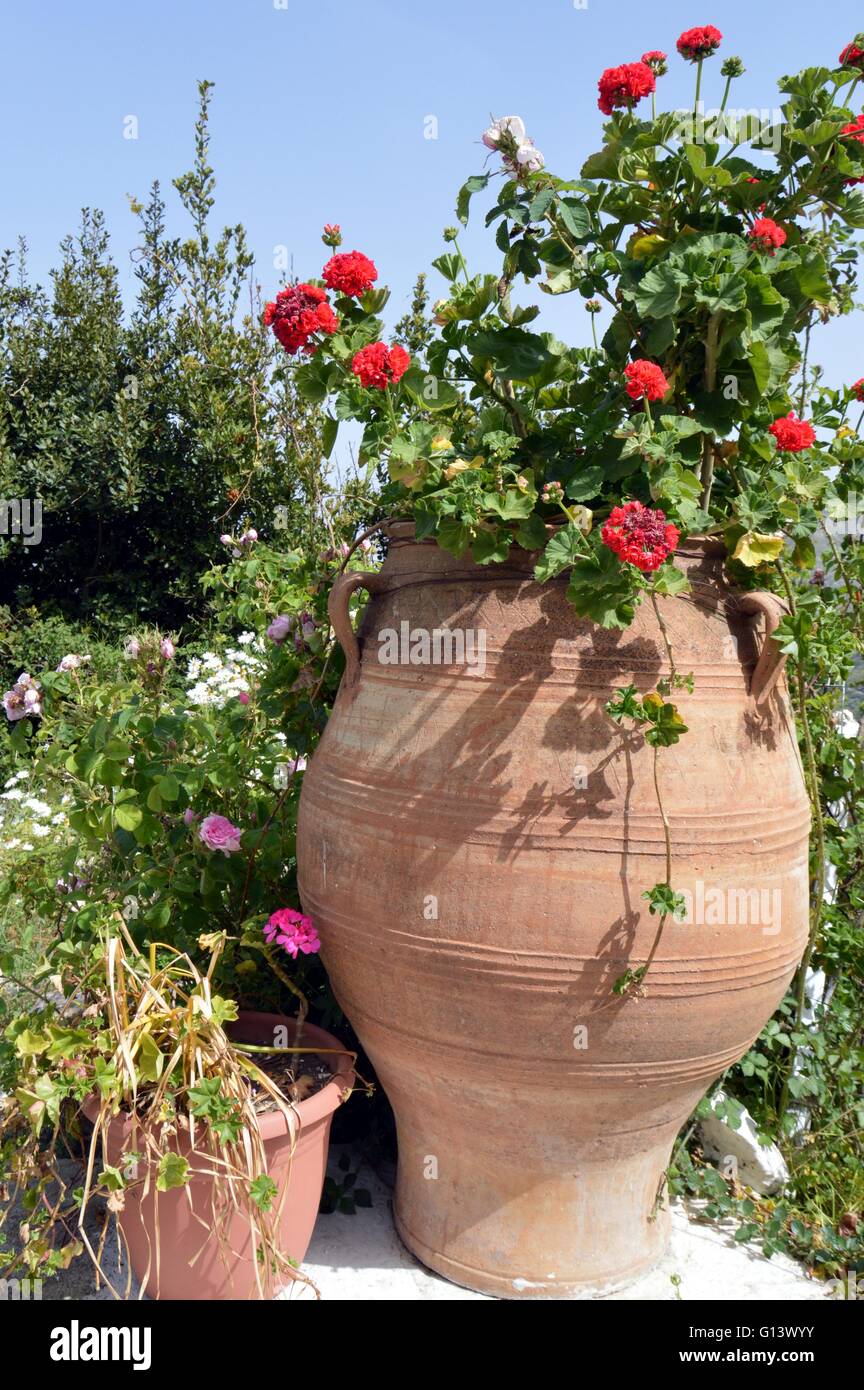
[300,1150,825,1302]
[28,1145,826,1301]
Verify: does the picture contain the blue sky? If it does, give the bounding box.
[3,0,863,395]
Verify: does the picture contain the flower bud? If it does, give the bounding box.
[720,56,745,78]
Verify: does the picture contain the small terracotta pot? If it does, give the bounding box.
[86,1013,354,1300]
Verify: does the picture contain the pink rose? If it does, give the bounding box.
[160,637,175,660]
[238,691,250,705]
[199,814,242,856]
[183,808,198,826]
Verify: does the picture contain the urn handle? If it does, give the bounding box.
[736,590,789,707]
[328,570,387,694]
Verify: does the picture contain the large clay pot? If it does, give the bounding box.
[297,525,810,1298]
[88,1014,353,1299]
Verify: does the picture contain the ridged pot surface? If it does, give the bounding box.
[297,527,810,1298]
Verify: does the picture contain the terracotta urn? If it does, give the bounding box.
[88,1013,353,1300]
[297,524,810,1298]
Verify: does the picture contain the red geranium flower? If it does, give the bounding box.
[624,360,669,401]
[768,412,816,452]
[841,113,864,144]
[840,42,864,71]
[323,250,378,298]
[748,217,787,254]
[351,341,411,390]
[597,62,655,116]
[602,500,680,572]
[263,283,338,355]
[853,378,864,402]
[677,25,723,62]
[642,51,668,76]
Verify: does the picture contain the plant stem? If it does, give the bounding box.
[650,585,677,684]
[638,743,674,986]
[699,311,721,511]
[694,58,703,120]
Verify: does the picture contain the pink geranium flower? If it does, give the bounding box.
[263,908,321,959]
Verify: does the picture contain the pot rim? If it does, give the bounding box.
[382,515,727,559]
[83,1012,355,1142]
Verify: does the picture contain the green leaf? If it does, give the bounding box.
[684,144,733,187]
[157,774,179,802]
[786,119,842,147]
[400,366,460,411]
[565,465,604,501]
[631,263,687,319]
[566,542,638,629]
[294,363,328,403]
[642,882,687,917]
[471,528,512,565]
[533,523,587,582]
[456,174,490,226]
[556,198,591,240]
[94,759,125,789]
[528,189,556,221]
[250,1175,278,1212]
[471,328,555,381]
[514,514,548,551]
[156,1152,190,1193]
[435,517,474,558]
[15,1029,50,1058]
[322,414,338,458]
[694,273,746,314]
[137,1032,165,1082]
[113,802,143,832]
[484,486,535,522]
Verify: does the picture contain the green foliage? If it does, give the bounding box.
[0,81,323,632]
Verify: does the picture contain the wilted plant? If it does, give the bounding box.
[0,921,353,1298]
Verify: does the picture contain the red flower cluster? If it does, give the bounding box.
[676,25,722,61]
[749,216,787,254]
[602,500,680,572]
[597,62,655,116]
[351,341,411,390]
[768,412,816,452]
[840,42,864,71]
[840,113,864,144]
[624,359,669,401]
[263,283,338,355]
[323,250,378,298]
[853,378,864,402]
